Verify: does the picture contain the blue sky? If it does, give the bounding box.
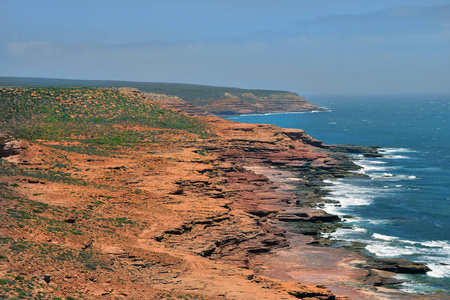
[1,0,449,95]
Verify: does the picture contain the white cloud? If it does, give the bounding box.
[292,5,450,38]
[2,5,449,95]
[6,41,62,56]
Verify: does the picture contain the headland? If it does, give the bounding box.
[0,82,444,299]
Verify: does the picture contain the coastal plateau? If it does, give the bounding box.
[0,86,444,299]
[0,77,322,116]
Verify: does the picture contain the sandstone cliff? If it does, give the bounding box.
[0,76,322,116]
[147,90,321,116]
[0,87,439,300]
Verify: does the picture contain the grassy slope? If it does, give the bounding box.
[0,77,291,101]
[0,77,312,115]
[0,87,211,155]
[0,87,216,299]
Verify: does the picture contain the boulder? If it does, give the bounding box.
[283,281,336,299]
[330,144,380,155]
[365,257,431,274]
[0,133,28,157]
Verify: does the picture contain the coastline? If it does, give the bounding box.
[202,117,444,299]
[223,109,328,118]
[1,87,447,299]
[222,95,450,296]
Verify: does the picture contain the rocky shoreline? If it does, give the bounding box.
[1,88,446,299]
[197,118,435,297]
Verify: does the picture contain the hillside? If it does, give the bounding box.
[0,87,342,299]
[0,87,435,300]
[0,77,322,115]
[0,87,210,155]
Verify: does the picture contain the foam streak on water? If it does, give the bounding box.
[321,148,450,294]
[225,95,450,294]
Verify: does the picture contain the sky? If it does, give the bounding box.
[1,0,450,95]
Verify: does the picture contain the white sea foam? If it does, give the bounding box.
[372,233,398,241]
[424,242,450,278]
[321,156,449,283]
[377,148,420,160]
[352,227,367,232]
[324,187,374,208]
[325,227,450,280]
[366,244,422,257]
[365,237,450,279]
[381,147,418,153]
[384,154,413,159]
[354,159,388,167]
[372,233,420,245]
[360,164,391,172]
[368,173,417,181]
[366,219,386,225]
[423,248,450,278]
[422,240,450,249]
[365,160,387,164]
[352,160,395,176]
[325,194,373,207]
[425,262,450,278]
[322,226,367,239]
[396,279,434,295]
[328,217,450,279]
[230,110,325,118]
[321,179,380,216]
[338,215,364,224]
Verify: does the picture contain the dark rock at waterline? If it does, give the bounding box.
[364,270,405,287]
[298,228,320,236]
[277,214,308,222]
[329,144,381,156]
[308,213,341,223]
[277,210,340,223]
[363,153,383,158]
[364,257,431,274]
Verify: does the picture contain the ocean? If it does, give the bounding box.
[226,95,450,295]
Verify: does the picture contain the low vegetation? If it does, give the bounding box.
[0,76,291,102]
[0,87,217,298]
[0,87,211,155]
[0,77,317,116]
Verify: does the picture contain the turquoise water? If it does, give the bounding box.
[226,95,450,294]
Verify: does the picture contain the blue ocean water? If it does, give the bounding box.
[226,95,450,294]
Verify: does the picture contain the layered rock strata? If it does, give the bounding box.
[0,88,442,299]
[0,129,346,299]
[145,90,323,115]
[195,92,322,115]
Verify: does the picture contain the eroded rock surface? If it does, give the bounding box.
[0,133,28,157]
[1,94,441,299]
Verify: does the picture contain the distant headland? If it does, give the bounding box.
[0,76,322,116]
[0,79,440,299]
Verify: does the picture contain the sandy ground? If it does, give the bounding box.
[1,118,445,299]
